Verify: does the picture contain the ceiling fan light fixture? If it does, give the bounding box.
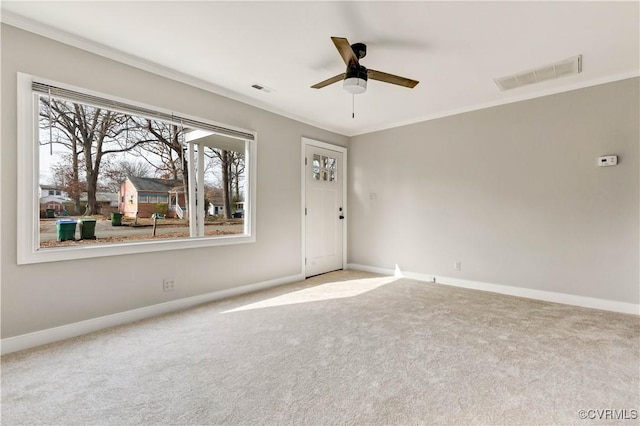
[343,77,367,94]
[343,66,368,94]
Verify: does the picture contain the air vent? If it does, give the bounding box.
[494,55,582,91]
[251,83,274,93]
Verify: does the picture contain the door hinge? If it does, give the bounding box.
[305,157,307,165]
[305,257,307,265]
[305,208,307,215]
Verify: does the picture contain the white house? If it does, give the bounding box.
[38,184,69,214]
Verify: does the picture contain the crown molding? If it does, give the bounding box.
[353,71,640,137]
[2,10,637,138]
[0,11,347,136]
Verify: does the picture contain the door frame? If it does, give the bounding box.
[301,137,348,277]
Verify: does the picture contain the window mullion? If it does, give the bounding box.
[197,145,205,237]
[187,142,197,237]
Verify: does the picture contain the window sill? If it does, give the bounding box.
[18,234,256,265]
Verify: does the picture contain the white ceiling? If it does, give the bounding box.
[2,1,638,136]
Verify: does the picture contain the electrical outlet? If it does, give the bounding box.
[163,278,176,292]
[597,155,617,167]
[454,261,462,271]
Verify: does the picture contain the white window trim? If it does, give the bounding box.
[17,73,257,264]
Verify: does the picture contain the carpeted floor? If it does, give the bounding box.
[2,270,639,425]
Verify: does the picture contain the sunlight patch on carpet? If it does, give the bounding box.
[223,276,398,313]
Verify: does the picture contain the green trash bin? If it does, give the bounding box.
[79,218,97,240]
[45,209,55,218]
[110,212,123,226]
[56,219,77,241]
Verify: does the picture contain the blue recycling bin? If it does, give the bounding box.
[56,219,77,241]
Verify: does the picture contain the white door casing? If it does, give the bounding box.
[302,139,346,277]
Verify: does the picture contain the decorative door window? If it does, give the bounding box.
[312,154,337,182]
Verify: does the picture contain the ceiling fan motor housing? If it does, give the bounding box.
[351,43,367,60]
[344,65,368,94]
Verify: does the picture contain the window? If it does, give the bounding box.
[312,154,337,182]
[17,74,257,264]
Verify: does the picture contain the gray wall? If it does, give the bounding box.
[349,78,639,304]
[2,23,638,341]
[0,24,347,338]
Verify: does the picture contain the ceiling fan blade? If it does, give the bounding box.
[331,37,359,67]
[311,73,346,89]
[368,69,419,88]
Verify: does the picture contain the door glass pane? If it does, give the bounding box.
[312,154,320,180]
[329,157,337,181]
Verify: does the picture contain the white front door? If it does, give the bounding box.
[305,144,345,277]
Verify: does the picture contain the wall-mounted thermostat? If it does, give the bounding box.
[597,155,618,167]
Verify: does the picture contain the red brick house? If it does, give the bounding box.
[119,176,186,219]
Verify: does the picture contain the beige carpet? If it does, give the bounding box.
[2,270,639,425]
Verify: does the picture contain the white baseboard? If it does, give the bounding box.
[1,273,304,355]
[347,263,639,315]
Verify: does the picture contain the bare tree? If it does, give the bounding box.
[228,150,245,202]
[204,148,245,218]
[205,149,229,218]
[40,98,149,215]
[221,150,232,218]
[40,99,83,212]
[49,155,86,214]
[134,120,189,213]
[100,159,152,193]
[132,121,185,179]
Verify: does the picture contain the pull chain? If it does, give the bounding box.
[352,94,355,119]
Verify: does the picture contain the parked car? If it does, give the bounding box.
[232,209,244,218]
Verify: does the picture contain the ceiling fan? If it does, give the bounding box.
[311,37,419,94]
